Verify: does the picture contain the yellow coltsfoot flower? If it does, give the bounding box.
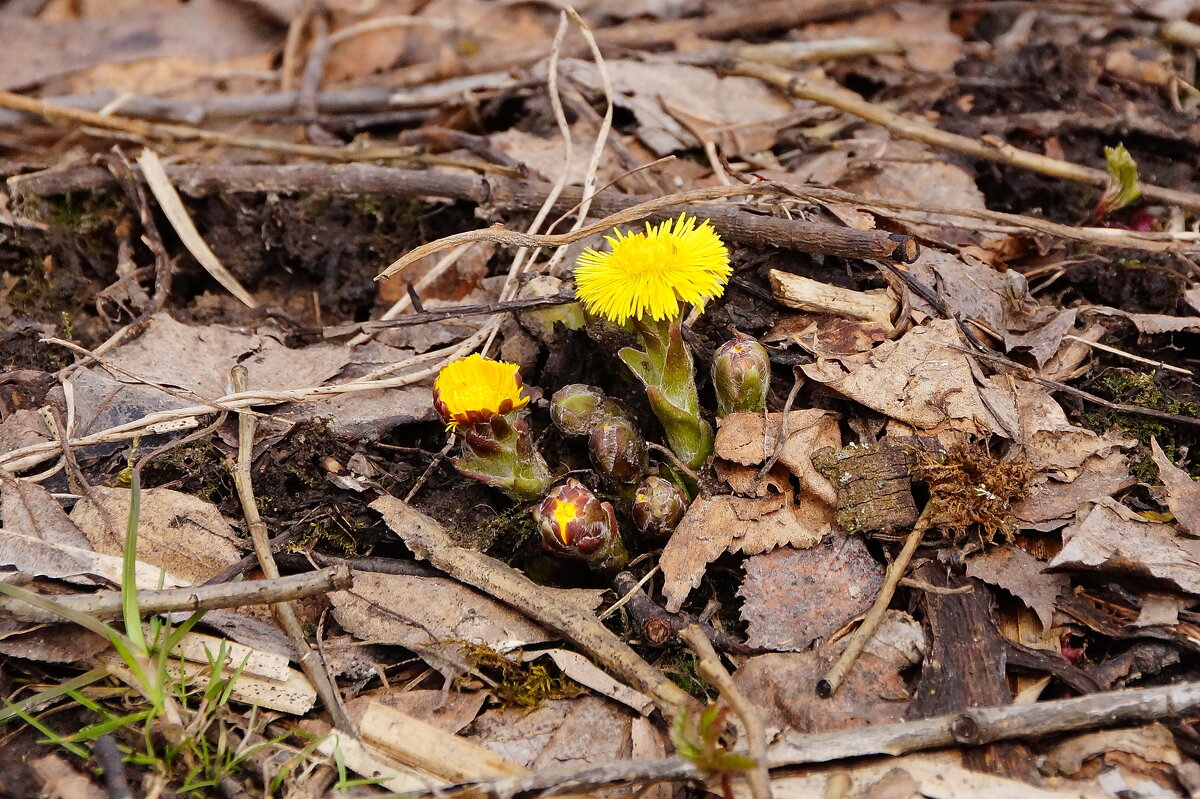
[432,354,550,501]
[573,214,730,473]
[574,213,731,325]
[433,353,530,431]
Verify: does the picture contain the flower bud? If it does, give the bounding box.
[550,384,625,437]
[535,478,628,572]
[589,418,647,485]
[712,339,770,417]
[631,476,688,541]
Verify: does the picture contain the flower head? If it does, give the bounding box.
[574,214,731,324]
[433,354,529,431]
[535,478,626,571]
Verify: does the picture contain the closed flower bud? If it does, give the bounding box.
[550,384,625,436]
[589,418,647,485]
[631,476,687,541]
[535,478,628,572]
[712,339,770,417]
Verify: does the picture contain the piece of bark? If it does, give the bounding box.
[905,564,1036,781]
[769,270,898,323]
[812,442,918,533]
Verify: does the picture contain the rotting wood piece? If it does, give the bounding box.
[812,442,918,534]
[904,565,1036,782]
[8,164,920,263]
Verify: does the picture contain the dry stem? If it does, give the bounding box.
[727,60,1200,213]
[231,367,355,733]
[0,565,351,624]
[817,509,931,697]
[679,625,772,799]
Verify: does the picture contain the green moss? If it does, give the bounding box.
[1083,370,1200,481]
[658,647,714,702]
[288,515,363,557]
[459,644,585,709]
[139,440,232,502]
[482,505,541,564]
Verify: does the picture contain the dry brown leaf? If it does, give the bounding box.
[739,535,884,651]
[104,313,349,399]
[803,318,1008,436]
[1050,498,1200,595]
[329,572,604,676]
[70,486,242,585]
[805,4,962,73]
[0,409,54,455]
[491,127,624,186]
[0,619,108,663]
[714,409,840,505]
[764,313,892,358]
[1016,381,1136,472]
[1015,450,1137,530]
[1151,437,1200,536]
[28,753,106,799]
[1041,719,1180,782]
[344,689,487,735]
[660,491,832,614]
[965,547,1068,631]
[466,696,634,768]
[733,611,921,734]
[563,59,796,156]
[1090,307,1200,335]
[1,478,92,550]
[0,0,277,91]
[0,529,187,588]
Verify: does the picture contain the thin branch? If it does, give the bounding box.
[392,680,1200,799]
[679,625,772,799]
[817,509,931,698]
[0,565,352,624]
[231,366,356,733]
[725,59,1200,213]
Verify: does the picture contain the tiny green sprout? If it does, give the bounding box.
[1094,143,1141,220]
[671,702,756,799]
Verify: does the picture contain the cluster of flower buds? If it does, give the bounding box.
[551,384,648,488]
[535,478,628,572]
[711,338,771,417]
[631,476,687,542]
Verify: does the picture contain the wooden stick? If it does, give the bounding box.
[8,164,918,264]
[726,60,1200,213]
[370,495,693,717]
[679,625,772,799]
[392,680,1200,799]
[817,511,930,698]
[231,366,356,733]
[0,564,351,623]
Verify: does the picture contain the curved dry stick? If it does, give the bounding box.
[726,59,1200,213]
[375,184,787,281]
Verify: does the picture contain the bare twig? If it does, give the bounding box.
[0,565,352,624]
[231,367,355,733]
[611,572,759,655]
[392,680,1200,799]
[679,626,772,799]
[817,509,932,697]
[726,60,1200,212]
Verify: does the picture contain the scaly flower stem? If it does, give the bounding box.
[620,316,712,471]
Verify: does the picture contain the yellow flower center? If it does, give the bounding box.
[552,499,578,544]
[574,213,731,325]
[434,353,529,429]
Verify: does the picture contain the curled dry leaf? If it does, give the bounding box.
[802,319,1011,437]
[1049,498,1200,595]
[965,547,1068,631]
[70,486,243,585]
[1,477,92,550]
[1151,437,1200,536]
[739,534,885,652]
[661,410,840,613]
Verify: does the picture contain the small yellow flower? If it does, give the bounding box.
[433,353,529,430]
[574,214,731,325]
